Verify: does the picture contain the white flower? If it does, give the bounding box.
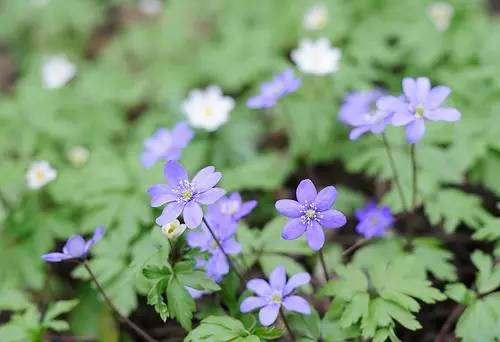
[26,161,57,190]
[427,2,454,32]
[137,0,162,16]
[303,4,328,30]
[67,146,90,167]
[291,38,341,75]
[41,54,76,89]
[161,220,187,240]
[182,86,234,131]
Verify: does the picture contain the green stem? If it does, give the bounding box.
[82,262,157,342]
[381,133,408,211]
[319,249,330,282]
[202,217,244,282]
[410,144,418,209]
[280,308,296,340]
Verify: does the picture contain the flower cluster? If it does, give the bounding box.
[340,77,461,144]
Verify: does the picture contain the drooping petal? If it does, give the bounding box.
[147,184,176,207]
[240,296,268,313]
[349,126,370,140]
[155,201,184,226]
[183,201,203,228]
[186,231,211,250]
[63,235,86,258]
[415,77,431,104]
[284,273,311,296]
[406,119,426,144]
[258,304,280,326]
[275,199,302,218]
[424,86,451,109]
[193,167,222,192]
[234,200,257,220]
[247,279,272,297]
[306,221,325,251]
[85,225,105,252]
[269,265,286,290]
[315,186,337,211]
[163,160,188,185]
[282,218,306,240]
[424,108,461,122]
[282,296,311,314]
[41,252,70,263]
[319,209,347,229]
[197,188,225,205]
[402,78,417,104]
[296,179,317,204]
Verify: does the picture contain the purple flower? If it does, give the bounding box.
[275,179,346,251]
[339,89,392,140]
[147,161,225,228]
[377,77,461,144]
[185,286,208,299]
[247,69,301,109]
[208,192,257,222]
[140,122,194,168]
[240,266,311,326]
[186,214,241,282]
[41,226,105,262]
[355,202,394,238]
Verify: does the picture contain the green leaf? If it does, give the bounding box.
[473,218,500,241]
[471,250,500,295]
[456,292,500,341]
[167,276,195,330]
[445,283,477,305]
[185,315,249,342]
[252,326,283,340]
[142,265,171,280]
[147,279,169,322]
[176,269,221,292]
[42,299,79,326]
[340,293,370,328]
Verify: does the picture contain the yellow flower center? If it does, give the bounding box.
[182,190,193,201]
[272,294,282,304]
[203,106,213,117]
[306,209,316,219]
[415,105,425,118]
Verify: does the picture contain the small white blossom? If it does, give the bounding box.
[303,4,328,30]
[161,220,187,240]
[427,2,454,32]
[291,38,341,75]
[67,146,90,167]
[26,161,57,190]
[41,54,76,89]
[182,86,234,131]
[137,0,162,16]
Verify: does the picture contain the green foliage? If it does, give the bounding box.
[185,315,281,342]
[0,300,78,341]
[319,257,445,339]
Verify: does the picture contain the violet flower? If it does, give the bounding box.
[186,213,241,282]
[240,266,311,326]
[41,226,105,262]
[208,192,257,222]
[275,179,346,251]
[339,89,392,140]
[140,122,194,168]
[377,77,461,144]
[147,161,225,228]
[355,202,394,238]
[247,69,301,109]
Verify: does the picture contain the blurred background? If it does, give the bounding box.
[1,0,500,341]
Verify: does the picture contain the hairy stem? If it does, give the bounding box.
[82,261,157,342]
[381,133,408,211]
[319,248,330,282]
[202,217,244,282]
[342,239,368,258]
